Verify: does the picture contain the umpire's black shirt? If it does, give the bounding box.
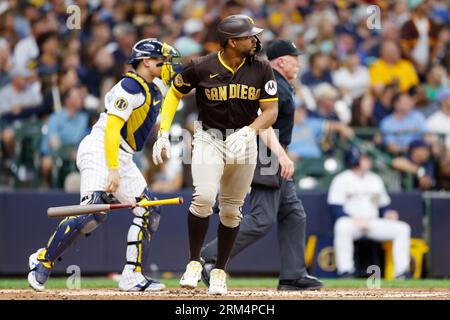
[272,69,295,147]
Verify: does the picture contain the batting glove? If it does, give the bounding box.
[225,126,256,156]
[152,131,171,165]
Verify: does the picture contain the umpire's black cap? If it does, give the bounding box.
[217,14,264,47]
[267,39,303,60]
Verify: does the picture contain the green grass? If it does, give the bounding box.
[2,277,450,290]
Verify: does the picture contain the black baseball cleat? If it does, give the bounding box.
[200,258,214,287]
[277,275,323,291]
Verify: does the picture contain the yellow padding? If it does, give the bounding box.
[159,85,183,135]
[382,238,429,280]
[305,235,317,268]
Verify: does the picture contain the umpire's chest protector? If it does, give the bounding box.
[120,71,162,151]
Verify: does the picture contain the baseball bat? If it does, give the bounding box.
[47,197,183,218]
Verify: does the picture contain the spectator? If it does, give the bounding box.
[0,39,11,87]
[434,23,450,68]
[389,0,411,29]
[328,146,411,279]
[349,92,377,128]
[313,19,336,54]
[310,83,339,120]
[366,19,400,64]
[369,40,419,95]
[0,9,21,48]
[36,31,60,84]
[392,139,436,190]
[202,0,243,53]
[373,82,399,125]
[423,64,446,103]
[0,67,42,159]
[40,87,88,187]
[174,18,205,61]
[83,46,114,99]
[380,92,427,155]
[409,84,438,117]
[335,2,356,36]
[289,106,353,160]
[88,20,112,48]
[111,22,137,78]
[400,0,440,77]
[332,51,370,103]
[13,1,41,38]
[300,52,334,88]
[12,15,49,72]
[426,88,450,149]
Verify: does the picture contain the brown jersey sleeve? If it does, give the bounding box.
[258,61,278,103]
[172,61,199,95]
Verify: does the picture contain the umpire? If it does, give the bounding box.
[201,40,323,290]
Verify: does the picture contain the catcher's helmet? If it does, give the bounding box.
[217,14,264,51]
[345,146,365,168]
[128,38,179,64]
[128,38,181,86]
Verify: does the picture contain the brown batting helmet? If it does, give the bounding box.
[217,14,264,50]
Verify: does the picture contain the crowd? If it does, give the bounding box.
[0,0,449,191]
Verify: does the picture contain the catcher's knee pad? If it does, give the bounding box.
[78,191,110,234]
[44,191,110,263]
[219,206,243,228]
[125,188,160,272]
[189,188,217,218]
[132,187,161,236]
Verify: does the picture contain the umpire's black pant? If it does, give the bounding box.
[201,178,307,280]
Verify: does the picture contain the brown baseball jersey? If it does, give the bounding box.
[171,52,278,136]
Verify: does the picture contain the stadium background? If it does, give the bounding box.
[0,0,450,285]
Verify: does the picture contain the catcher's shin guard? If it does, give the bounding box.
[124,187,161,272]
[44,192,110,264]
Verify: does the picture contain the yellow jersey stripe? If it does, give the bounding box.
[217,51,246,74]
[259,97,279,102]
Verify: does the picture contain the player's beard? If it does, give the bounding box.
[244,47,256,57]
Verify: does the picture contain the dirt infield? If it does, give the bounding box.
[1,288,449,300]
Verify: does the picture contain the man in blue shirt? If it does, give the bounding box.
[289,106,354,160]
[380,92,427,155]
[40,87,88,187]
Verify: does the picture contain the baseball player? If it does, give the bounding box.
[200,40,323,290]
[152,14,278,294]
[328,146,411,278]
[27,39,180,291]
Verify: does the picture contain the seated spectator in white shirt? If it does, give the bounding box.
[332,51,370,105]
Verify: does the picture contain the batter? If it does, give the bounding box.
[153,14,278,295]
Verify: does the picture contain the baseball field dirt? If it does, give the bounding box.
[2,278,450,300]
[1,288,450,300]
